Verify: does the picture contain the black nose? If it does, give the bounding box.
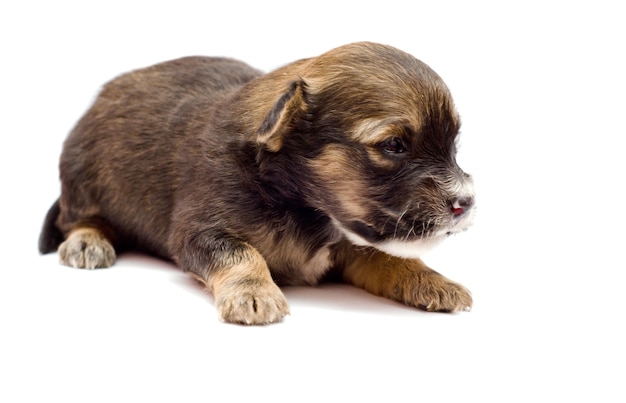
[450,196,474,217]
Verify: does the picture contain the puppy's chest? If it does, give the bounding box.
[263,238,336,286]
[299,246,333,283]
[254,207,340,285]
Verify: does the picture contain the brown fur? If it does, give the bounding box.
[336,241,472,312]
[39,42,476,325]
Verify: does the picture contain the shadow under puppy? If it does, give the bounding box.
[39,42,476,325]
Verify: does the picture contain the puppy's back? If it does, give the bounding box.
[48,57,262,256]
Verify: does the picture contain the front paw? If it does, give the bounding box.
[395,271,472,313]
[215,280,290,325]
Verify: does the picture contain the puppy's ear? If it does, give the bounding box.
[257,80,306,152]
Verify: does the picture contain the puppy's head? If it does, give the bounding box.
[256,42,475,258]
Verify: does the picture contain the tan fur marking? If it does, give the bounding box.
[309,144,369,219]
[351,117,403,143]
[341,247,472,312]
[205,246,290,325]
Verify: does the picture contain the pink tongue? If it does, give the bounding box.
[452,207,464,216]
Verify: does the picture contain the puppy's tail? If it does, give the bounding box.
[38,199,64,254]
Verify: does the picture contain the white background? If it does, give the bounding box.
[1,1,624,401]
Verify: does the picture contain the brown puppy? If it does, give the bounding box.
[39,42,476,325]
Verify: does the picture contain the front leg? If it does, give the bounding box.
[173,232,289,325]
[338,244,472,312]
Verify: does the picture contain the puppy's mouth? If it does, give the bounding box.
[332,207,474,259]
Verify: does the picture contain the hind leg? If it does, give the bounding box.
[58,227,116,269]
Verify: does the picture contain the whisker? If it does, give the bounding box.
[394,209,408,238]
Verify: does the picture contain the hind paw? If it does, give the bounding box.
[58,228,116,269]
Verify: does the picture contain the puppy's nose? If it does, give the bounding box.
[450,196,474,217]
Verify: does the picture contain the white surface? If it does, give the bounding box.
[1,1,624,402]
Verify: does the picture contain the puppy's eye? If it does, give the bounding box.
[380,137,406,154]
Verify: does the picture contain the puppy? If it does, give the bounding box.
[39,42,476,325]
